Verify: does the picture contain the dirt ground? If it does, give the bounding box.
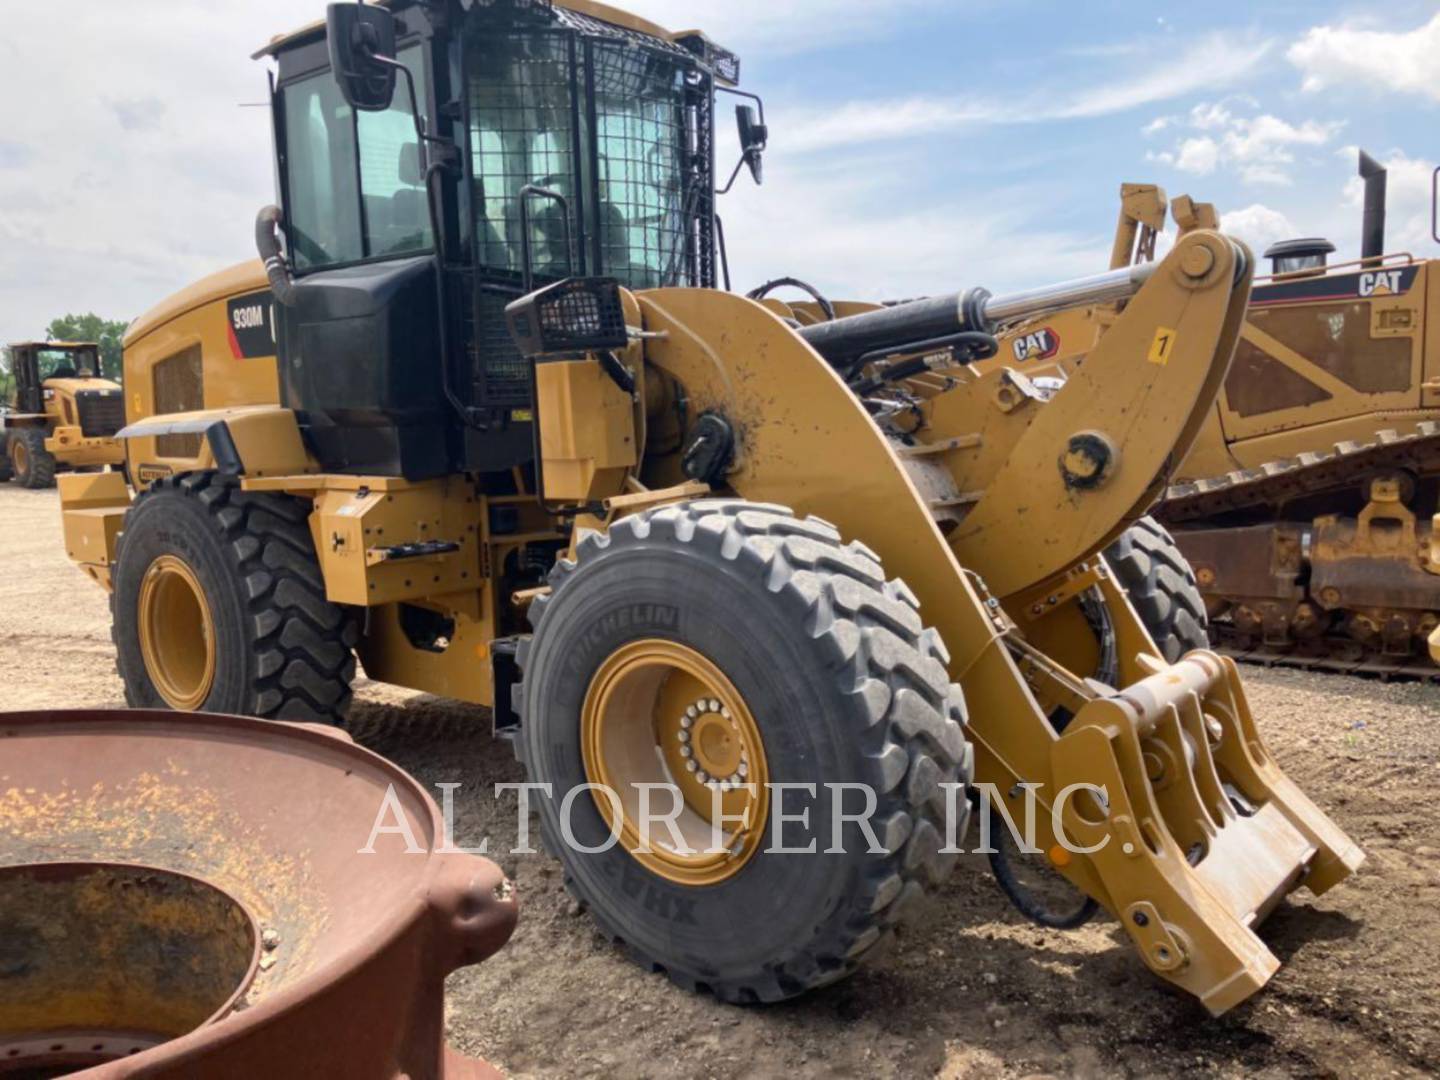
[5,482,1439,1079]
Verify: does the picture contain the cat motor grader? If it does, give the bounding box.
[994,154,1440,676]
[58,0,1360,1016]
[0,340,125,488]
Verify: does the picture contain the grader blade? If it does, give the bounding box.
[0,710,517,1078]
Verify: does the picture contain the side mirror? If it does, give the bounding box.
[736,104,768,186]
[327,3,399,112]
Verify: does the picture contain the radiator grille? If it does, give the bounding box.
[153,345,203,458]
[74,389,125,438]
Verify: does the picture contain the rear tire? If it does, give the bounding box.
[112,473,357,723]
[516,500,972,1002]
[11,428,56,489]
[1104,515,1209,662]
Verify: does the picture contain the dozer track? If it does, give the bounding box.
[1158,422,1440,677]
[1161,422,1440,522]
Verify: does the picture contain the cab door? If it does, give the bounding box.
[15,348,44,415]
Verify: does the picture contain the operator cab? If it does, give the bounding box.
[7,342,103,415]
[258,0,742,481]
[1262,238,1336,279]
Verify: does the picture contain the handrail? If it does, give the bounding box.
[1255,251,1418,286]
[1432,166,1439,244]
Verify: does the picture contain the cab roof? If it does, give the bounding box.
[6,341,98,350]
[254,0,691,59]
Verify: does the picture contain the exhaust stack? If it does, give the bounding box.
[1360,149,1387,266]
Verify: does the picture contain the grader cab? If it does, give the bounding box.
[59,0,1360,1017]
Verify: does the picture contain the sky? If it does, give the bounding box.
[0,0,1436,341]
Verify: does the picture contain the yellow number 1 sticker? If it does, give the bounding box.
[1147,327,1177,366]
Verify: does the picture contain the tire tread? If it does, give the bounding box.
[112,473,356,724]
[517,499,974,1003]
[1104,515,1209,663]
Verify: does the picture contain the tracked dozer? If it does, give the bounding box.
[57,0,1360,1018]
[994,154,1440,676]
[0,341,125,488]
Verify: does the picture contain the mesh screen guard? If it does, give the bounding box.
[459,13,713,406]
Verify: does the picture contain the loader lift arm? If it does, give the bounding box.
[629,230,1361,1014]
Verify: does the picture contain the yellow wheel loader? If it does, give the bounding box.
[995,155,1440,676]
[59,0,1360,1016]
[1,341,124,488]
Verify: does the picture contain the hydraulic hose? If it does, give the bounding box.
[255,206,299,308]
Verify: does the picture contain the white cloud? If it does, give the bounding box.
[1047,34,1271,120]
[718,155,1105,302]
[779,32,1272,154]
[1175,137,1220,175]
[1219,204,1298,255]
[1288,13,1440,103]
[1189,103,1232,130]
[782,99,997,155]
[0,1,299,341]
[1148,102,1342,186]
[622,0,951,55]
[1142,116,1173,136]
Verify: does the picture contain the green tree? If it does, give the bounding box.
[0,347,13,406]
[43,313,130,381]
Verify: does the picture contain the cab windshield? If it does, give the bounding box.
[36,347,98,379]
[466,28,694,290]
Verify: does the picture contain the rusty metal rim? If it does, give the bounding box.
[0,711,466,1067]
[0,860,263,1070]
[0,1029,165,1074]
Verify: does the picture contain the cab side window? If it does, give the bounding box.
[282,47,430,270]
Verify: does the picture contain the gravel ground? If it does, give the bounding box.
[4,483,1438,1078]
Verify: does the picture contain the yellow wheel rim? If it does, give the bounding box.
[137,554,217,711]
[11,439,27,475]
[581,640,770,886]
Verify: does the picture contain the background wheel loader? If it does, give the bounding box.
[0,341,125,488]
[58,0,1360,1017]
[992,153,1440,676]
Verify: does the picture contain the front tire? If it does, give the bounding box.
[1104,515,1209,662]
[517,500,972,1002]
[11,428,56,489]
[112,473,357,723]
